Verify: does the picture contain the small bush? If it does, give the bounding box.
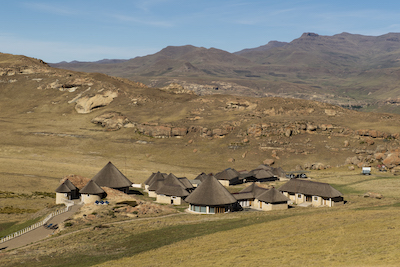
[64,222,73,227]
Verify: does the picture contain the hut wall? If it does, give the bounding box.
[56,193,69,204]
[218,180,230,187]
[261,202,288,211]
[312,196,323,207]
[81,194,101,204]
[156,195,183,205]
[148,191,157,198]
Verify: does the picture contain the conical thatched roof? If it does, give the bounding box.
[233,183,269,200]
[257,188,289,203]
[194,172,210,182]
[215,168,240,181]
[80,180,105,195]
[279,179,342,198]
[178,177,194,189]
[148,172,166,191]
[272,167,286,178]
[91,162,132,188]
[55,183,71,193]
[156,173,190,197]
[239,183,268,198]
[63,179,77,190]
[252,169,275,179]
[144,171,167,186]
[185,176,237,206]
[255,164,274,171]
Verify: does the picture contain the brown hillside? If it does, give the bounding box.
[1,52,400,183]
[51,32,400,114]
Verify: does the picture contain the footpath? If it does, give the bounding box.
[0,203,82,251]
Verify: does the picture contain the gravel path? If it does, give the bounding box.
[0,204,82,251]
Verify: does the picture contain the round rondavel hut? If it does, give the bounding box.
[90,161,133,193]
[185,175,238,214]
[79,180,106,204]
[55,179,78,204]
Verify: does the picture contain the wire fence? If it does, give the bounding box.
[0,206,70,244]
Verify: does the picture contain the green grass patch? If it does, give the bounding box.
[0,217,43,238]
[25,213,298,267]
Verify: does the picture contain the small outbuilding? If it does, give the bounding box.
[144,171,167,192]
[215,168,242,186]
[79,180,106,204]
[233,183,288,211]
[55,179,78,204]
[279,179,343,207]
[155,173,193,205]
[185,175,238,214]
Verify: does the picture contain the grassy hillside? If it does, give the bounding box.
[2,170,400,266]
[2,52,400,266]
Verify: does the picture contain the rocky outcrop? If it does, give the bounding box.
[75,91,118,113]
[91,112,131,131]
[136,123,188,138]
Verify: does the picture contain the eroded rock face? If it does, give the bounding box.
[135,124,188,138]
[91,112,131,131]
[75,91,118,113]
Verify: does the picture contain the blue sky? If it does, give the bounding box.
[1,0,400,62]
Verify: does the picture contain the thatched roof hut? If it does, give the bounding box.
[279,179,342,198]
[91,162,132,193]
[185,175,237,214]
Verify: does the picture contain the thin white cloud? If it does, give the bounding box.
[109,13,174,27]
[22,2,77,16]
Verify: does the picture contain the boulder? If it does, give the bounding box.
[171,127,188,137]
[324,109,337,116]
[363,192,383,199]
[382,153,400,168]
[91,112,130,131]
[75,91,118,114]
[263,159,275,165]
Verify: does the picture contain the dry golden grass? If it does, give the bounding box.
[96,208,400,267]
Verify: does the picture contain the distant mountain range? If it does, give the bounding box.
[50,32,400,114]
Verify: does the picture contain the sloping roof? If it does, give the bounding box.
[156,173,190,197]
[233,191,254,201]
[272,167,286,178]
[148,172,167,191]
[185,175,237,206]
[178,177,194,189]
[194,172,211,182]
[63,179,77,190]
[80,180,105,195]
[233,183,268,200]
[91,161,132,188]
[257,188,289,203]
[55,183,71,193]
[251,169,275,179]
[255,164,274,171]
[279,179,342,198]
[215,168,240,181]
[144,172,167,186]
[144,172,156,185]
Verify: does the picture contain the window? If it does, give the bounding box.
[200,206,207,213]
[298,194,302,198]
[209,207,215,213]
[314,196,318,201]
[194,205,200,212]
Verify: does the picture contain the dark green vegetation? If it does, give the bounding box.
[51,32,400,114]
